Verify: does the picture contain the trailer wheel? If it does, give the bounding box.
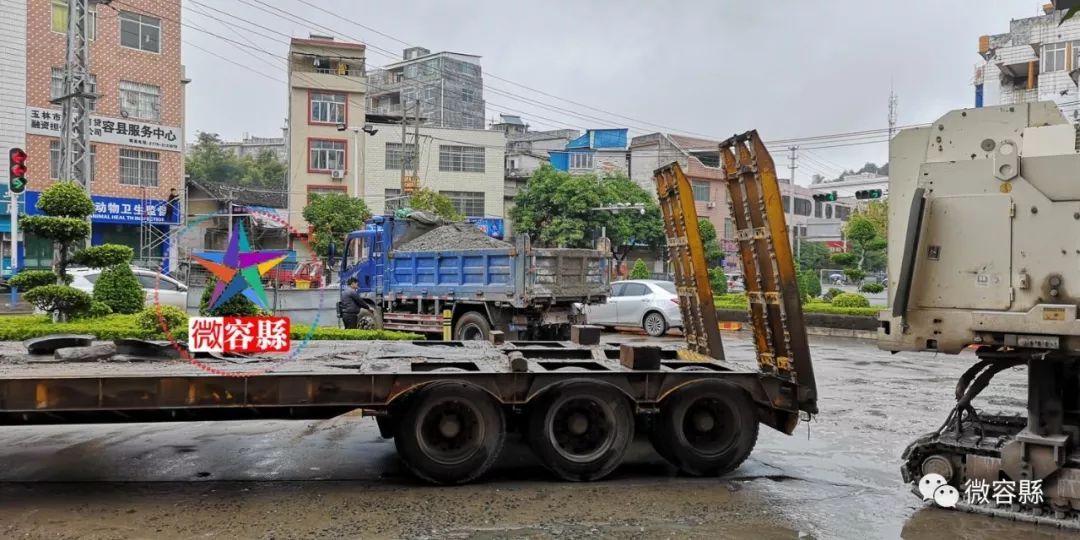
[650,380,758,476]
[393,382,505,485]
[527,381,633,481]
[454,311,491,341]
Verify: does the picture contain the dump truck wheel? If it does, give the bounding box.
[527,381,633,481]
[650,380,758,476]
[454,311,491,341]
[357,308,376,330]
[393,382,506,485]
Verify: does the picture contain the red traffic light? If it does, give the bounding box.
[10,148,26,165]
[11,163,27,176]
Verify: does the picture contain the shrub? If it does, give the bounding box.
[831,292,870,308]
[24,285,93,319]
[20,216,91,245]
[823,288,845,302]
[708,267,728,295]
[36,181,95,218]
[136,305,188,332]
[72,245,134,268]
[93,264,145,314]
[860,282,885,294]
[629,259,650,280]
[801,303,880,316]
[80,301,114,319]
[798,269,822,300]
[199,275,260,317]
[9,270,62,291]
[844,267,866,284]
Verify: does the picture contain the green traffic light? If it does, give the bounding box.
[11,176,26,193]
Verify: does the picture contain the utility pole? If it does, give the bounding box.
[56,0,97,190]
[888,86,898,140]
[400,101,408,194]
[787,145,800,261]
[412,98,420,188]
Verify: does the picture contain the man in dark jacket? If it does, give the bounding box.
[340,277,364,329]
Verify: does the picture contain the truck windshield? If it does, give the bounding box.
[347,237,367,268]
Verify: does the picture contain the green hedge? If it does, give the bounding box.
[714,294,879,317]
[831,292,871,308]
[0,314,422,342]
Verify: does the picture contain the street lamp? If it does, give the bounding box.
[337,123,379,200]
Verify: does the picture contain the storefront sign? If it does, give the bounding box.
[466,217,504,239]
[26,107,182,153]
[25,192,180,225]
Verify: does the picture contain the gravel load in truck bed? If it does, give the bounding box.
[395,223,512,252]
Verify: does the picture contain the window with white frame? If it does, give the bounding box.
[692,181,710,202]
[51,68,97,111]
[119,149,159,186]
[439,191,485,216]
[310,92,346,124]
[309,139,346,171]
[385,142,417,170]
[119,11,160,53]
[51,0,96,40]
[307,186,345,203]
[49,140,96,182]
[439,145,485,172]
[1042,42,1067,73]
[119,81,160,121]
[570,152,592,170]
[384,188,409,212]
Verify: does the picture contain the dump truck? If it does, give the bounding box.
[337,214,610,340]
[881,102,1080,527]
[0,133,815,486]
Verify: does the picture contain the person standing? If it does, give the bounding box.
[340,277,363,329]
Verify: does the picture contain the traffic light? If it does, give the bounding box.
[855,189,883,200]
[813,191,837,202]
[8,147,27,194]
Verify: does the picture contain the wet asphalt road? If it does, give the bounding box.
[0,332,1074,539]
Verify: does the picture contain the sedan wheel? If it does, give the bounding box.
[643,312,668,337]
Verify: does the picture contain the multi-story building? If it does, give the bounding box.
[285,35,366,234]
[495,116,579,238]
[550,129,629,176]
[367,47,485,130]
[359,121,505,218]
[979,3,1080,121]
[16,0,186,272]
[220,131,287,160]
[0,0,28,276]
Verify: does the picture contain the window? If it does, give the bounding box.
[439,190,485,216]
[782,195,791,213]
[310,92,346,124]
[307,185,346,203]
[836,205,852,220]
[439,145,485,172]
[610,282,626,297]
[384,188,410,212]
[794,198,812,216]
[622,283,648,296]
[119,149,159,186]
[570,151,593,170]
[825,204,833,219]
[385,142,417,170]
[814,200,823,218]
[654,282,676,294]
[120,11,160,53]
[309,139,346,172]
[119,81,160,121]
[51,0,96,40]
[692,181,710,202]
[461,87,475,103]
[135,274,158,289]
[1043,42,1067,72]
[49,140,96,182]
[724,219,734,239]
[1042,42,1066,73]
[51,68,97,111]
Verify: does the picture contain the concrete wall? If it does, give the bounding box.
[186,286,339,328]
[362,125,505,216]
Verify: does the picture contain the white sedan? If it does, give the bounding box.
[584,280,683,337]
[69,267,189,309]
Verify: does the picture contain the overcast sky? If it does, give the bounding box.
[181,0,1042,183]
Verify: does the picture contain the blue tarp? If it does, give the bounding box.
[591,129,627,149]
[549,151,569,171]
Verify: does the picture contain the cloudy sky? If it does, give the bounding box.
[181,0,1039,183]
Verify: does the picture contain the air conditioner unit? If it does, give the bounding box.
[706,202,717,209]
[330,169,345,180]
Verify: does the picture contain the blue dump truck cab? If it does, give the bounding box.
[340,215,610,340]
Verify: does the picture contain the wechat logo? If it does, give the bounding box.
[919,473,959,508]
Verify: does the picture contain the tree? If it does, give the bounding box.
[708,267,728,295]
[94,264,144,314]
[199,275,260,316]
[511,165,664,264]
[629,259,650,279]
[302,193,371,267]
[858,200,888,238]
[844,214,879,270]
[185,132,286,188]
[698,219,724,267]
[402,187,463,221]
[798,241,832,272]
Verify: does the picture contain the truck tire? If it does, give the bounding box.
[357,308,376,330]
[393,381,506,485]
[527,381,633,481]
[454,311,491,341]
[643,311,668,337]
[650,380,758,476]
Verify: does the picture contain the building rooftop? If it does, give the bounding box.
[188,179,287,209]
[289,36,366,51]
